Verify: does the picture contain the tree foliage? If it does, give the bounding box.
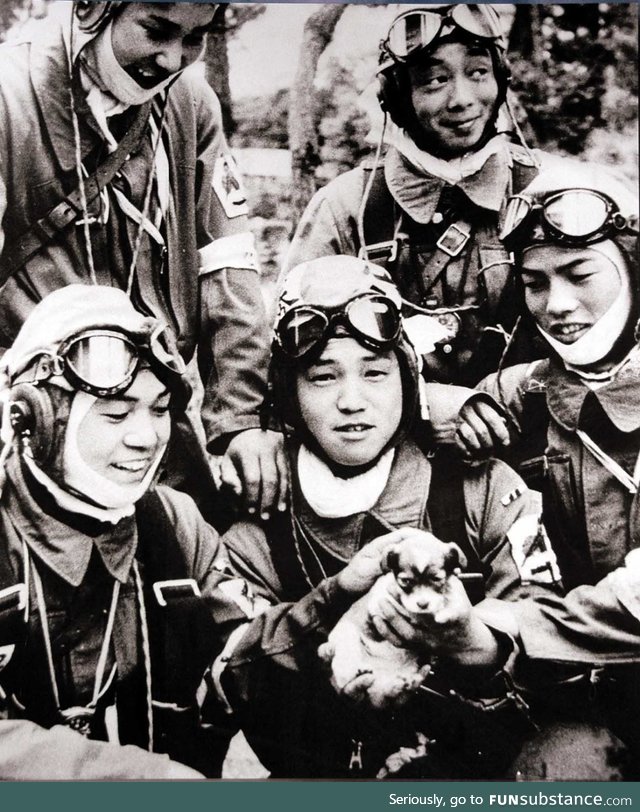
[508,4,637,155]
[233,88,289,150]
[316,60,372,185]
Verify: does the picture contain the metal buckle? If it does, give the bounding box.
[436,223,470,257]
[76,188,110,227]
[0,584,27,613]
[153,579,201,607]
[359,239,398,264]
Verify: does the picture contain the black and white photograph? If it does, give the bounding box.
[0,0,637,785]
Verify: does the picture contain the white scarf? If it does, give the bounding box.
[297,445,395,520]
[533,243,634,370]
[387,123,511,186]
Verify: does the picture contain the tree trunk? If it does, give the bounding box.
[204,7,234,137]
[289,4,346,223]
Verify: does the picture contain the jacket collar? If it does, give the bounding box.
[529,355,640,434]
[384,143,511,225]
[5,457,137,586]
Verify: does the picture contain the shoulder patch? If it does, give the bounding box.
[212,154,249,218]
[507,514,562,585]
[501,485,524,507]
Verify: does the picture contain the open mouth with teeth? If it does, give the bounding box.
[549,323,591,344]
[335,424,374,438]
[112,460,151,477]
[126,65,171,89]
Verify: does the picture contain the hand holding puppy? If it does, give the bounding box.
[335,528,432,594]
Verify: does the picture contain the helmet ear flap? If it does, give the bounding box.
[8,383,56,468]
[377,65,412,130]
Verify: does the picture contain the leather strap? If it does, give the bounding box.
[0,101,152,285]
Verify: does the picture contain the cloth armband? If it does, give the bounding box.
[199,232,259,275]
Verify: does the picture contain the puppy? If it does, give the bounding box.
[318,533,466,710]
[386,534,467,616]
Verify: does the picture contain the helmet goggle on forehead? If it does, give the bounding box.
[500,188,638,247]
[30,323,186,398]
[382,4,504,63]
[276,293,402,360]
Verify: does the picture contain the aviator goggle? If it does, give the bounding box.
[28,324,186,398]
[499,189,639,248]
[275,293,402,360]
[381,5,504,64]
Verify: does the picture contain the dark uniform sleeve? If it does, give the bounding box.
[189,78,270,452]
[513,550,640,665]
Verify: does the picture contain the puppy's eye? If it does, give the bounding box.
[396,575,415,591]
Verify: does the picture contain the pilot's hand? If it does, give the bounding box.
[455,396,511,458]
[218,429,288,520]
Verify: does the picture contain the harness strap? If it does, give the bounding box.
[0,101,153,285]
[361,166,473,305]
[135,490,220,707]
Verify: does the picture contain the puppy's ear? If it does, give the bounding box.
[444,543,467,574]
[385,547,400,574]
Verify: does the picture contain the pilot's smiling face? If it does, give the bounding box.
[408,42,498,157]
[111,3,216,89]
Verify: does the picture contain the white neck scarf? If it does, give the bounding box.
[388,123,511,186]
[297,445,395,520]
[534,243,634,370]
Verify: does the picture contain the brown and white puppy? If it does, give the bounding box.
[318,533,466,710]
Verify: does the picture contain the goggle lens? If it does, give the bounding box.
[387,13,442,59]
[544,191,610,238]
[347,295,401,344]
[278,308,329,359]
[501,189,622,245]
[453,5,502,39]
[65,334,138,392]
